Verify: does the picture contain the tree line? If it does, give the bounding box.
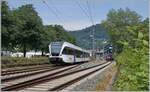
[2,1,76,57]
[102,8,149,90]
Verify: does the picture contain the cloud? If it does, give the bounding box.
[43,19,101,31]
[62,20,92,31]
[43,19,95,31]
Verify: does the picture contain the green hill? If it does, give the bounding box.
[69,24,109,49]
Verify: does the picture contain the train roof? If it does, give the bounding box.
[50,41,90,53]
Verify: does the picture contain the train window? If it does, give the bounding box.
[62,48,90,58]
[75,50,79,57]
[51,43,62,55]
[80,52,84,58]
[79,52,82,57]
[62,47,74,55]
[86,53,89,57]
[74,50,77,57]
[83,52,85,57]
[85,53,87,57]
[68,48,74,55]
[62,47,68,54]
[82,52,89,58]
[84,52,86,57]
[74,50,81,58]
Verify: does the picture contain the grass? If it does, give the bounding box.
[1,56,49,68]
[95,64,117,91]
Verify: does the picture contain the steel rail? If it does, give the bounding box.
[1,64,80,91]
[2,65,54,76]
[2,66,62,82]
[49,62,111,91]
[2,62,108,91]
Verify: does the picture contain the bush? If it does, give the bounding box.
[1,57,49,68]
[113,47,149,91]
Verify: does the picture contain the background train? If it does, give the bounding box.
[49,42,91,64]
[103,44,114,61]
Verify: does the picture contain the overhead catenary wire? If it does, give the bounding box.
[48,0,61,15]
[42,0,75,31]
[42,0,63,24]
[75,0,95,52]
[86,0,94,25]
[75,0,95,26]
[75,0,95,51]
[48,0,75,30]
[75,0,91,23]
[75,0,95,50]
[86,0,95,53]
[49,0,75,30]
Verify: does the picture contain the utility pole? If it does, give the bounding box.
[85,0,95,57]
[92,25,95,57]
[102,40,107,58]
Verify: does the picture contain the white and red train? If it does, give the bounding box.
[49,42,91,64]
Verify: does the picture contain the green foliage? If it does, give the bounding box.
[1,1,76,56]
[12,4,43,57]
[113,20,149,91]
[114,47,148,91]
[69,24,109,49]
[101,8,141,53]
[102,8,149,90]
[39,25,76,53]
[1,1,16,50]
[53,25,76,44]
[138,31,144,39]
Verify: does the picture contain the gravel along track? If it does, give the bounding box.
[12,61,110,91]
[1,64,79,90]
[64,61,115,91]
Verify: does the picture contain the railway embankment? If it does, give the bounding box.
[63,60,117,91]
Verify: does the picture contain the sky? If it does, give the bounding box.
[7,0,149,31]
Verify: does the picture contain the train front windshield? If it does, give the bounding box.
[51,43,62,56]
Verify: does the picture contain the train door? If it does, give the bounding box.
[73,49,76,63]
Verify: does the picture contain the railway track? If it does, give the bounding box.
[1,65,63,82]
[1,61,111,91]
[2,64,54,76]
[49,62,111,91]
[1,64,80,91]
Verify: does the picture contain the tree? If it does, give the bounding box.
[53,25,76,44]
[1,1,16,51]
[101,8,149,90]
[13,4,43,57]
[1,2,76,57]
[101,8,141,53]
[39,25,55,55]
[114,22,149,90]
[38,25,76,56]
